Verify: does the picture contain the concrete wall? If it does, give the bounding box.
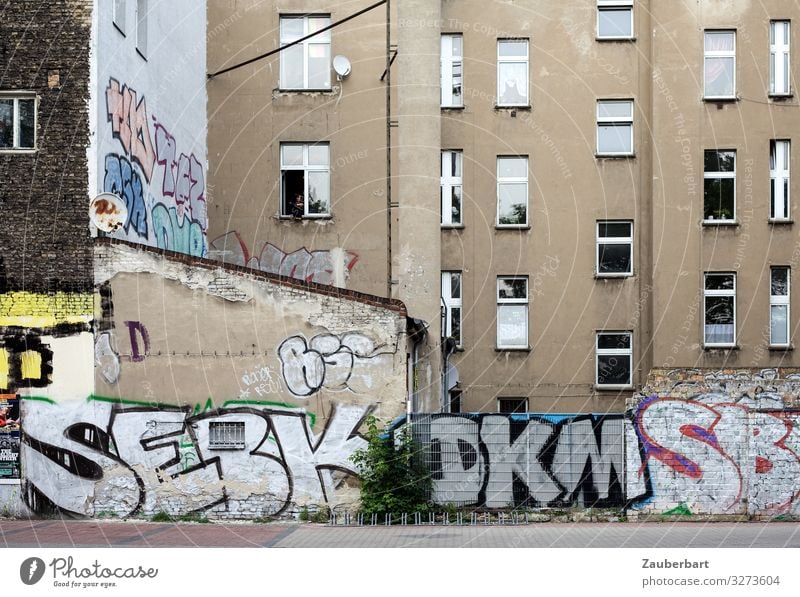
[206,0,388,291]
[94,0,208,257]
[17,240,408,519]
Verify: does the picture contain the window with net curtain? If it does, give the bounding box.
[704,31,736,98]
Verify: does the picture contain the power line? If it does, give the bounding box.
[207,0,388,79]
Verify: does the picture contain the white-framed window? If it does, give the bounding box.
[441,271,462,347]
[441,150,463,226]
[704,273,736,347]
[497,39,529,106]
[770,140,791,220]
[280,15,331,90]
[280,143,330,217]
[497,398,528,414]
[113,0,126,35]
[496,156,528,227]
[208,421,246,450]
[136,0,147,58]
[596,221,633,276]
[441,34,463,107]
[704,150,736,222]
[770,20,791,96]
[596,332,633,388]
[596,100,634,155]
[597,0,634,39]
[0,94,36,151]
[704,30,736,99]
[497,277,528,349]
[770,267,791,347]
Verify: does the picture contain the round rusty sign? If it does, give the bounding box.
[90,193,128,233]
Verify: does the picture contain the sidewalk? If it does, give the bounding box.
[2,519,799,548]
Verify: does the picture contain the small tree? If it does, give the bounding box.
[349,415,431,515]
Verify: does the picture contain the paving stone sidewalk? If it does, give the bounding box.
[2,519,799,548]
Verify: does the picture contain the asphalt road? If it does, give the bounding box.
[2,519,799,548]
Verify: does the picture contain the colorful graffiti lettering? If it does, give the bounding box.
[209,231,358,287]
[21,398,371,518]
[629,394,800,515]
[102,78,206,257]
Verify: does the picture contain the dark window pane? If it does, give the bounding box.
[597,355,631,385]
[0,100,13,148]
[598,222,631,238]
[18,99,35,148]
[450,307,461,345]
[282,170,305,216]
[598,243,632,274]
[449,390,462,414]
[498,278,527,299]
[498,398,527,414]
[704,150,735,172]
[450,273,461,299]
[705,296,734,324]
[705,274,734,291]
[703,177,735,219]
[598,334,631,350]
[772,268,789,296]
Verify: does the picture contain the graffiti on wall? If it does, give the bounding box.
[628,393,800,515]
[209,231,358,287]
[414,413,626,509]
[21,398,371,518]
[238,364,281,399]
[103,78,206,257]
[278,333,395,398]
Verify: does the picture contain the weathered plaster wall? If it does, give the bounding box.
[18,240,408,519]
[94,0,208,257]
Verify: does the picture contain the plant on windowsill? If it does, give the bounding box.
[349,415,432,516]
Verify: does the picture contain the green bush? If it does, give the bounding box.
[349,415,431,515]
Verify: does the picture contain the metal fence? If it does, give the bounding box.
[410,413,626,509]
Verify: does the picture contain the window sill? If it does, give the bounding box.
[594,384,633,392]
[768,93,793,100]
[0,148,37,154]
[277,88,335,94]
[702,219,738,227]
[495,225,531,230]
[595,153,635,159]
[769,218,793,225]
[703,96,738,103]
[703,344,739,351]
[769,345,794,352]
[441,224,465,230]
[495,346,531,352]
[278,215,333,221]
[494,105,531,111]
[596,36,636,42]
[0,479,20,485]
[595,273,634,279]
[441,105,466,111]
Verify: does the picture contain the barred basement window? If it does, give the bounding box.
[208,421,246,450]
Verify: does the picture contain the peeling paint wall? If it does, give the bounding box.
[17,241,408,519]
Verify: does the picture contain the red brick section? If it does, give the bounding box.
[0,520,296,548]
[95,237,408,316]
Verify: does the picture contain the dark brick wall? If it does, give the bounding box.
[0,1,93,293]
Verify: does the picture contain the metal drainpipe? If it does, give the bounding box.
[385,0,392,298]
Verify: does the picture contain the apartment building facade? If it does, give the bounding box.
[207,0,800,416]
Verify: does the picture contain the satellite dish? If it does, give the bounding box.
[90,192,127,233]
[333,55,352,79]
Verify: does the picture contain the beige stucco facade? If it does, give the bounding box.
[207,0,800,415]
